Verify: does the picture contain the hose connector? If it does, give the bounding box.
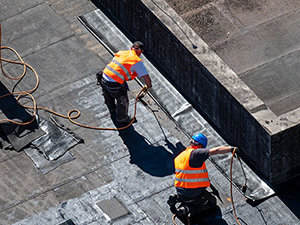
[242,183,247,193]
[139,85,148,99]
[142,85,148,93]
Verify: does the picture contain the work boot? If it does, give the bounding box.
[176,205,189,216]
[167,194,179,206]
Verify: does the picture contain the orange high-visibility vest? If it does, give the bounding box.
[103,50,142,84]
[174,146,210,189]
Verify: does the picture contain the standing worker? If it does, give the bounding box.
[168,133,238,217]
[99,41,152,124]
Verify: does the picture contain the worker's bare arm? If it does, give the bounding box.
[142,74,152,88]
[208,146,233,156]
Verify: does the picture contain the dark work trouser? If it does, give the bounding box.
[178,190,217,216]
[100,78,129,121]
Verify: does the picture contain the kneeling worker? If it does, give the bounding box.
[168,133,238,216]
[100,41,152,124]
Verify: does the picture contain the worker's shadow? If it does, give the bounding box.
[113,118,228,224]
[113,119,185,177]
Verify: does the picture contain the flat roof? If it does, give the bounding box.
[0,0,299,224]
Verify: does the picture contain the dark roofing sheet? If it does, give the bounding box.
[78,9,274,202]
[0,2,299,225]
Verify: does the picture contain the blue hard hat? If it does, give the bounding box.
[192,133,207,148]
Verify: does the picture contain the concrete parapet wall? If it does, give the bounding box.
[272,125,300,183]
[92,0,300,184]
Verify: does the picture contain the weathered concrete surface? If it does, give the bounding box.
[92,0,300,185]
[173,0,300,115]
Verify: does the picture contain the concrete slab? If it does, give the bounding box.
[0,0,44,21]
[0,149,19,162]
[240,48,300,115]
[220,0,300,28]
[1,3,72,58]
[212,9,300,75]
[2,37,102,99]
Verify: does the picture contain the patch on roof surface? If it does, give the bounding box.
[96,197,129,221]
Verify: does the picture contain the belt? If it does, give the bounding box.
[101,78,127,92]
[101,78,123,87]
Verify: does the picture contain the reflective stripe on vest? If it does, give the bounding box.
[105,59,131,81]
[175,168,208,174]
[175,177,210,183]
[103,50,141,84]
[174,146,210,189]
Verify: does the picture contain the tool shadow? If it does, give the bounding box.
[113,119,184,177]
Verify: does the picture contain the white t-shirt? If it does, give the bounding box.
[103,61,148,82]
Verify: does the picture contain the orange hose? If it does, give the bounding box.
[230,147,242,225]
[172,214,190,225]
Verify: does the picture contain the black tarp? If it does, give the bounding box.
[30,116,83,161]
[24,116,83,174]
